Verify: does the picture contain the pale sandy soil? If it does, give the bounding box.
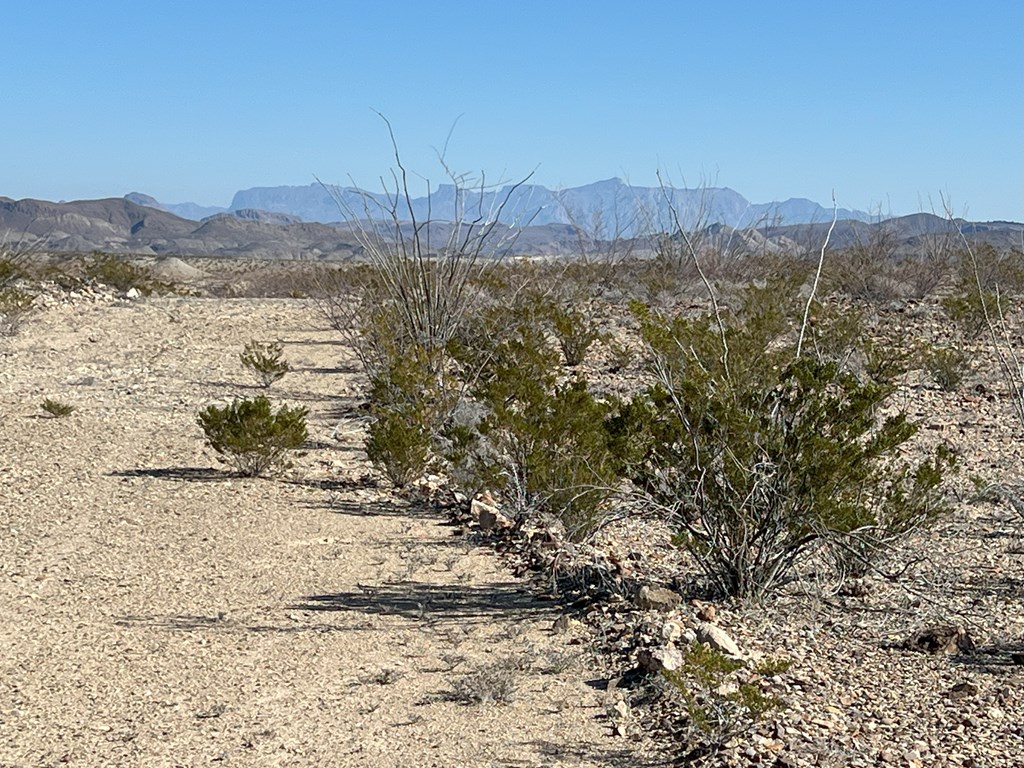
[0,294,654,768]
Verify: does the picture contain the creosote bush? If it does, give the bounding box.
[447,297,625,540]
[364,341,450,487]
[240,340,290,388]
[546,302,604,367]
[197,395,308,477]
[84,254,176,296]
[0,287,35,337]
[627,275,953,598]
[40,398,75,418]
[919,342,970,392]
[663,645,787,764]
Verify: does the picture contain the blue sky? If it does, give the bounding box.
[4,1,1022,220]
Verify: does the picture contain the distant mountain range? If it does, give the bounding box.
[1,182,1020,260]
[128,179,873,235]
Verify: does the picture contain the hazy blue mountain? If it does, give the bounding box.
[225,178,871,235]
[129,180,872,234]
[124,192,226,220]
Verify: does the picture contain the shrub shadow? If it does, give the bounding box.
[293,581,550,624]
[114,613,356,635]
[516,740,666,767]
[291,365,360,375]
[196,380,263,391]
[111,467,228,482]
[295,496,417,517]
[951,639,1024,672]
[116,614,228,630]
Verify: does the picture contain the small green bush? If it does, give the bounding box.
[84,254,176,296]
[941,290,1001,339]
[197,396,308,477]
[0,287,36,337]
[448,302,624,540]
[0,258,25,288]
[365,343,446,487]
[546,303,603,367]
[920,342,970,391]
[40,398,74,418]
[240,340,290,388]
[663,645,786,763]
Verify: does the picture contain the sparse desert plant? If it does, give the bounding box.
[0,287,36,337]
[447,301,625,540]
[365,342,449,487]
[629,275,954,598]
[196,395,308,477]
[84,254,176,296]
[0,258,24,288]
[862,333,914,384]
[325,121,537,489]
[546,302,604,367]
[944,201,1024,459]
[941,288,1002,340]
[40,398,75,418]
[324,116,533,364]
[662,645,787,765]
[240,340,290,388]
[0,229,44,288]
[825,248,906,302]
[919,342,971,391]
[445,658,520,705]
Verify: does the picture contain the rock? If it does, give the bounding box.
[653,646,684,672]
[635,585,681,612]
[661,619,685,643]
[473,495,512,532]
[638,645,684,673]
[125,287,141,299]
[695,602,716,623]
[551,614,572,634]
[904,625,975,655]
[945,682,980,701]
[695,621,743,659]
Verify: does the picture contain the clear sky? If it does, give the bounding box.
[3,0,1022,220]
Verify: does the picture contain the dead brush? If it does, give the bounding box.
[445,657,521,705]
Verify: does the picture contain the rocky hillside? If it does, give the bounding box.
[1,195,1020,260]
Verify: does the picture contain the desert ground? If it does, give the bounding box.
[3,259,1024,767]
[0,284,659,767]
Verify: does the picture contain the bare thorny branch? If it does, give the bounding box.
[796,191,838,359]
[943,194,1024,431]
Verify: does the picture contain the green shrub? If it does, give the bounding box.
[863,334,914,384]
[663,644,783,757]
[197,396,308,477]
[40,398,74,418]
[919,342,970,391]
[0,287,36,337]
[630,279,953,598]
[546,302,604,367]
[84,254,176,296]
[447,300,624,540]
[240,340,290,388]
[365,343,447,487]
[0,258,25,288]
[941,290,1002,339]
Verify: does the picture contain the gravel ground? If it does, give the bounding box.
[0,292,655,768]
[5,274,1024,768]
